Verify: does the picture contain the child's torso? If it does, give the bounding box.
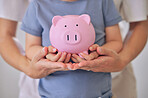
[34,0,120,97]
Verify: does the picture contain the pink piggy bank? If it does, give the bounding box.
[50,14,95,55]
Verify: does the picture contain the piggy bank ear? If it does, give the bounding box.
[52,16,63,26]
[79,14,91,25]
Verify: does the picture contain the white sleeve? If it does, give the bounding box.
[147,0,148,15]
[120,0,148,22]
[0,0,29,21]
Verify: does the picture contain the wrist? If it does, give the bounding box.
[18,55,31,75]
[118,51,131,69]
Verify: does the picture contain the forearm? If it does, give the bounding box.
[25,33,43,60]
[119,20,148,66]
[102,24,123,53]
[0,19,29,72]
[26,45,43,60]
[0,35,24,70]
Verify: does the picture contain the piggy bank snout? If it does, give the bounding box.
[63,31,81,45]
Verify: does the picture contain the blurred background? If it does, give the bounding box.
[0,21,148,98]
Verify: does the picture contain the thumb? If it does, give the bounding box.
[48,46,57,53]
[97,47,117,57]
[33,47,48,62]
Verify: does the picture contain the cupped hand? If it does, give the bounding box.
[26,47,70,79]
[71,44,99,62]
[78,47,125,72]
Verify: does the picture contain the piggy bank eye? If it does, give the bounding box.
[64,25,67,27]
[76,24,79,26]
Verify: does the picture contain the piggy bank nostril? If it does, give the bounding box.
[75,35,77,41]
[67,35,69,41]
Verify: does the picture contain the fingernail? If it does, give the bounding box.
[90,47,93,50]
[80,53,83,55]
[42,47,45,53]
[53,48,56,52]
[78,63,81,67]
[99,48,102,53]
[68,54,71,57]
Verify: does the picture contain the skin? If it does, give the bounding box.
[60,0,148,73]
[0,18,67,79]
[26,0,123,70]
[0,0,147,79]
[70,24,123,70]
[25,33,71,63]
[26,18,122,72]
[73,19,148,72]
[0,0,79,79]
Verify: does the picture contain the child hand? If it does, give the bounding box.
[71,44,99,63]
[46,46,71,63]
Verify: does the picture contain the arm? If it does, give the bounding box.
[70,24,123,70]
[101,24,122,53]
[119,19,148,66]
[0,18,66,78]
[0,18,25,71]
[71,24,122,62]
[78,19,148,72]
[25,33,43,59]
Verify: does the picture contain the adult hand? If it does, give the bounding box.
[77,46,125,72]
[71,44,99,63]
[26,47,69,79]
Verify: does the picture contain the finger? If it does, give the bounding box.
[44,61,66,69]
[89,44,99,51]
[49,67,67,74]
[72,63,79,70]
[46,52,62,62]
[66,63,74,70]
[79,53,90,60]
[72,63,91,71]
[89,51,99,59]
[78,59,99,67]
[71,57,79,63]
[64,63,72,70]
[72,54,85,62]
[80,51,99,61]
[64,53,71,63]
[53,52,62,61]
[97,47,117,57]
[79,67,92,71]
[46,53,56,61]
[57,52,67,62]
[33,47,48,62]
[48,46,57,53]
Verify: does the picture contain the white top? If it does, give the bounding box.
[114,0,148,22]
[0,0,147,22]
[0,0,29,21]
[0,0,148,97]
[111,0,148,78]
